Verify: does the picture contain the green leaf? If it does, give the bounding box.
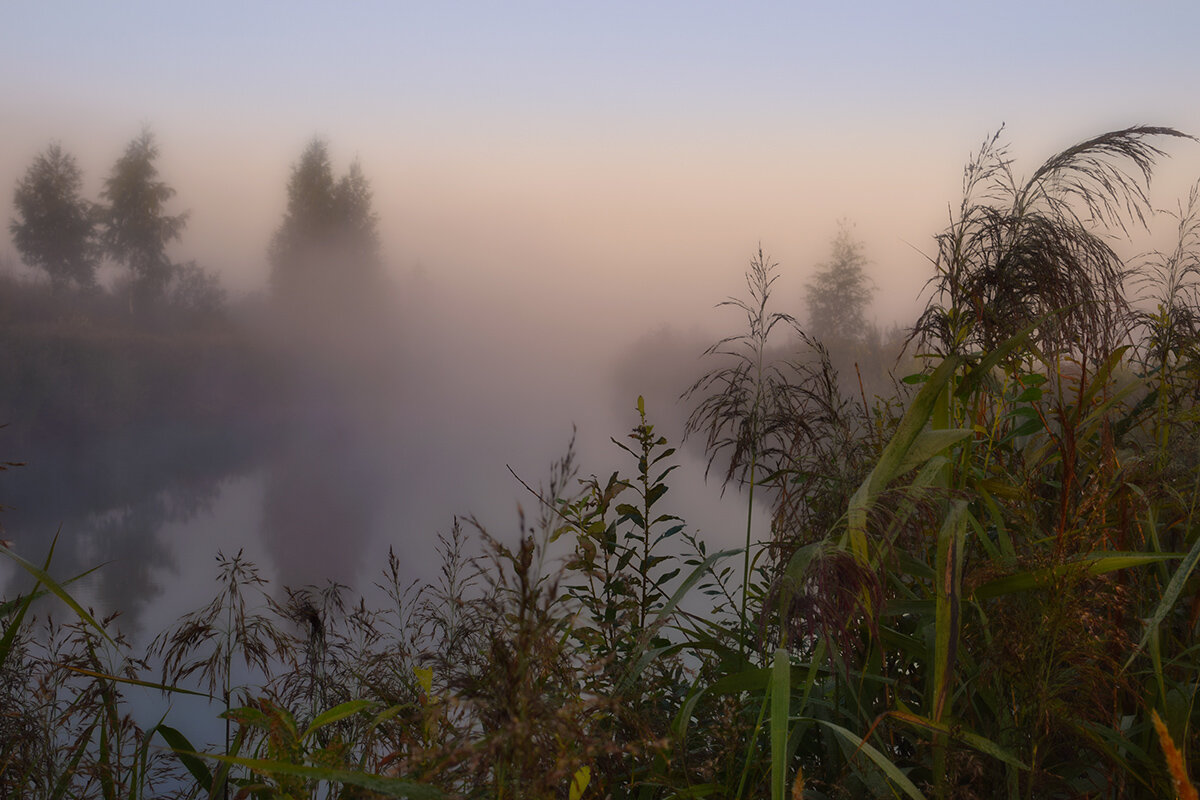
[98,716,115,800]
[0,584,37,671]
[1,538,104,667]
[889,711,1028,770]
[0,538,117,648]
[953,318,1041,400]
[618,548,737,693]
[570,765,591,800]
[673,666,770,742]
[812,719,927,800]
[65,666,212,699]
[153,725,212,792]
[1005,417,1045,439]
[303,699,377,741]
[932,502,968,722]
[188,752,443,799]
[974,552,1180,600]
[847,355,963,554]
[770,648,790,800]
[49,716,101,800]
[1124,532,1200,669]
[1014,385,1043,402]
[895,428,974,477]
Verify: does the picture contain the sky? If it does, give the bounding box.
[6,1,1200,334]
[6,2,1200,619]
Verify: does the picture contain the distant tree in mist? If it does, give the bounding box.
[804,221,874,342]
[9,143,99,292]
[100,129,189,313]
[168,261,226,318]
[268,139,380,306]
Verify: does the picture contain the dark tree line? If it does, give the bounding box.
[8,131,381,320]
[8,128,217,316]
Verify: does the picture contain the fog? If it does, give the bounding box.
[5,3,1200,641]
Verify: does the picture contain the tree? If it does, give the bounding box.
[100,129,188,312]
[804,221,874,342]
[168,261,226,319]
[9,143,98,291]
[268,139,380,305]
[333,159,380,270]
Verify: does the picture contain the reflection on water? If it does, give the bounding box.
[261,411,390,591]
[1,330,460,643]
[2,415,262,635]
[2,381,414,635]
[0,284,755,650]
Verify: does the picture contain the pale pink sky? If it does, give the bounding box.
[4,1,1200,337]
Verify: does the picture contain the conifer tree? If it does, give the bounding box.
[269,139,379,304]
[805,221,874,342]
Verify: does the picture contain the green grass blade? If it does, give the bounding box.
[847,355,963,556]
[65,665,213,699]
[303,699,377,741]
[0,542,116,648]
[811,719,927,800]
[672,666,771,742]
[932,502,968,722]
[734,682,772,800]
[1124,531,1200,669]
[0,537,81,667]
[952,318,1042,401]
[894,429,975,478]
[1070,719,1155,792]
[0,586,36,669]
[208,726,245,799]
[770,647,790,800]
[889,710,1028,771]
[154,725,213,792]
[49,716,101,800]
[187,751,443,799]
[98,713,116,800]
[973,552,1180,599]
[129,711,173,800]
[0,563,99,616]
[618,547,737,692]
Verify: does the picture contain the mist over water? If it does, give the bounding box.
[0,241,766,643]
[5,131,1200,646]
[4,4,1200,656]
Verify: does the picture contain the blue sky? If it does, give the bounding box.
[4,2,1200,328]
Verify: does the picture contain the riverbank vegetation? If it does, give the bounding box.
[3,126,1199,798]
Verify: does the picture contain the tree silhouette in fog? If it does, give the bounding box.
[804,221,874,343]
[269,139,380,313]
[100,129,189,313]
[10,143,99,292]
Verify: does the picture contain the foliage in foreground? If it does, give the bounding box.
[3,127,1200,799]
